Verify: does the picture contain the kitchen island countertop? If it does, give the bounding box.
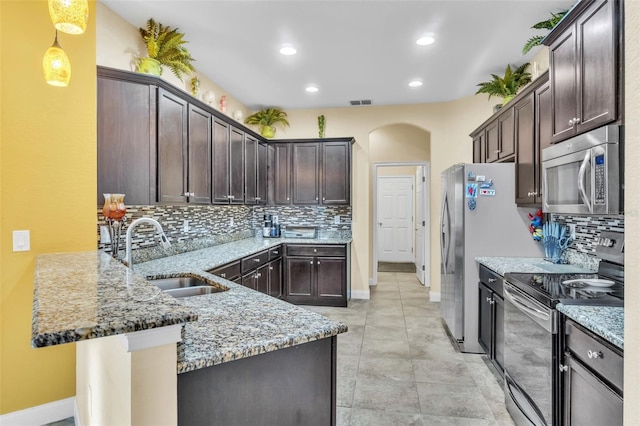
[557,304,624,350]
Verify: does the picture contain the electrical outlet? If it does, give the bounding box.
[334,215,340,224]
[12,230,30,252]
[569,224,576,239]
[100,226,111,244]
[229,217,234,227]
[182,220,190,233]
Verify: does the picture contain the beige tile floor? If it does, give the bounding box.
[306,271,516,426]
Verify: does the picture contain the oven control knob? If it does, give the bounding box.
[587,350,603,359]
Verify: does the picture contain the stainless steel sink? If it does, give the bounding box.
[150,276,211,290]
[164,286,226,298]
[148,276,228,298]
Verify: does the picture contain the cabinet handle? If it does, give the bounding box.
[574,117,580,125]
[287,197,290,201]
[269,266,273,270]
[220,273,226,278]
[315,197,319,201]
[527,191,538,197]
[184,192,190,197]
[488,278,496,283]
[228,195,235,199]
[486,297,492,302]
[310,261,313,265]
[494,149,500,154]
[256,273,261,278]
[559,364,568,372]
[317,261,320,265]
[323,197,326,201]
[587,350,603,359]
[568,119,574,126]
[256,197,261,201]
[313,249,317,253]
[273,251,279,255]
[253,258,260,262]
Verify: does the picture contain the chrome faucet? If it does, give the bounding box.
[125,218,171,270]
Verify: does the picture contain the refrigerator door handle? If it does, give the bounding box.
[440,189,450,272]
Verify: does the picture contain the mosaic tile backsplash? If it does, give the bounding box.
[552,214,624,268]
[98,204,352,261]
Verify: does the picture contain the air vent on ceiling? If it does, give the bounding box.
[349,99,373,106]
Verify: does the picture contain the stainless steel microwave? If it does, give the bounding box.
[542,125,623,215]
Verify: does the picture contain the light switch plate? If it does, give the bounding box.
[100,226,111,244]
[334,215,340,224]
[13,230,30,252]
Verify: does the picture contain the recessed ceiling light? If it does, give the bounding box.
[305,85,319,93]
[279,44,297,55]
[408,80,423,87]
[416,35,435,46]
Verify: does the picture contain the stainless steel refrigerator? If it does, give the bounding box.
[440,163,543,353]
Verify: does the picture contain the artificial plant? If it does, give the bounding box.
[137,18,195,80]
[245,107,290,138]
[475,63,532,105]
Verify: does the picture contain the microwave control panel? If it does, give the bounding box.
[594,154,606,205]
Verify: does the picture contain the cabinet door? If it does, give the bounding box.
[515,93,536,205]
[316,257,346,300]
[271,144,291,205]
[244,135,258,204]
[536,81,553,203]
[241,272,257,290]
[157,89,188,203]
[498,108,515,160]
[563,352,623,426]
[292,143,319,204]
[484,119,500,163]
[255,264,269,294]
[286,257,314,297]
[97,77,156,205]
[576,0,617,133]
[229,127,244,204]
[493,294,505,374]
[550,28,578,143]
[257,143,268,205]
[187,104,212,204]
[478,284,493,356]
[268,257,283,299]
[321,141,350,204]
[212,119,230,203]
[472,132,485,163]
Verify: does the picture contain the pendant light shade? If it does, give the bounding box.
[43,32,71,87]
[48,0,88,35]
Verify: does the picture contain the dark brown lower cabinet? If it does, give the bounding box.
[478,265,504,376]
[285,244,347,307]
[178,336,337,426]
[268,257,283,299]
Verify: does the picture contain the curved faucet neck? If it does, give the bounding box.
[125,218,170,270]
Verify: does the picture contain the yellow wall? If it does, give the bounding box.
[0,0,97,414]
[96,2,252,123]
[625,1,640,423]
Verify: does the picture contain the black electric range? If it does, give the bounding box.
[504,264,624,308]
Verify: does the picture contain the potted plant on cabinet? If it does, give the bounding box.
[522,10,568,54]
[245,107,290,138]
[136,18,195,80]
[475,63,532,110]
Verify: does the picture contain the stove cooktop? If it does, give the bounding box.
[504,271,624,308]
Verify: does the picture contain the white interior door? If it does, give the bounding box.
[415,168,425,284]
[377,176,414,263]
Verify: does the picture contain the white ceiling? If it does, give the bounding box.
[101,0,575,110]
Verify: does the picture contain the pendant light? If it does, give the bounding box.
[43,31,71,87]
[48,0,88,35]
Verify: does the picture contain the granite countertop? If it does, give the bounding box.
[133,236,349,373]
[32,251,198,348]
[557,304,624,350]
[476,256,596,276]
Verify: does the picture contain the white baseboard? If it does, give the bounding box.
[0,397,75,426]
[351,289,370,300]
[430,292,441,302]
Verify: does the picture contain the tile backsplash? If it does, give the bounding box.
[98,204,352,261]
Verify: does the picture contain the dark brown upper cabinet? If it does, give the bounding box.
[244,135,258,204]
[229,127,245,204]
[292,143,320,204]
[269,143,292,205]
[484,110,515,163]
[321,141,351,204]
[472,131,485,163]
[97,71,156,205]
[157,88,189,204]
[212,118,230,203]
[545,0,622,144]
[257,143,268,205]
[187,104,212,204]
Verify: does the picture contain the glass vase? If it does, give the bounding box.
[103,193,126,258]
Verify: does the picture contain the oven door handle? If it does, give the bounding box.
[578,150,593,213]
[504,285,550,321]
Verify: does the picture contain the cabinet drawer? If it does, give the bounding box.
[209,261,241,280]
[479,265,503,295]
[269,245,283,260]
[565,320,623,391]
[286,244,346,257]
[241,250,269,272]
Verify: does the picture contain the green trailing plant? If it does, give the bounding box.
[317,115,326,138]
[475,63,532,105]
[245,107,290,138]
[522,10,568,54]
[137,18,195,80]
